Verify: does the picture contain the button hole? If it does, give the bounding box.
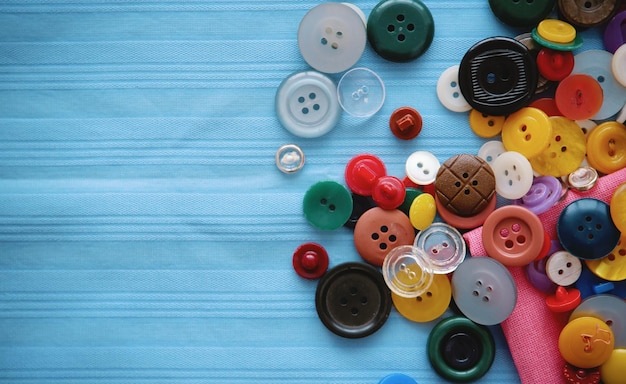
[505,239,514,248]
[558,269,564,275]
[416,296,423,302]
[349,287,357,295]
[407,23,414,31]
[328,204,335,211]
[473,290,479,296]
[426,292,432,297]
[387,25,395,32]
[371,233,379,240]
[396,14,405,22]
[379,243,387,250]
[351,307,359,315]
[380,226,388,233]
[360,296,368,305]
[340,297,348,306]
[482,296,490,302]
[397,34,406,42]
[389,235,397,242]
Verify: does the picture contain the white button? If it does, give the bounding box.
[297,2,367,74]
[337,67,386,117]
[490,151,534,200]
[436,65,472,112]
[275,71,341,138]
[477,140,505,167]
[613,44,626,87]
[546,251,582,286]
[382,245,434,298]
[405,151,440,185]
[275,144,305,173]
[413,223,466,274]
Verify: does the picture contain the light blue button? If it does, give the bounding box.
[378,373,418,384]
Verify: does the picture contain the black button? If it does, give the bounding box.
[459,36,537,116]
[344,193,377,229]
[315,262,392,338]
[558,0,621,28]
[442,331,483,371]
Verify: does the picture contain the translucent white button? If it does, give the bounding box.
[613,44,626,87]
[382,245,434,298]
[275,71,341,138]
[414,223,466,274]
[275,144,305,173]
[405,151,440,185]
[477,140,506,167]
[436,65,472,112]
[297,2,367,74]
[490,151,534,200]
[546,251,582,286]
[337,67,385,117]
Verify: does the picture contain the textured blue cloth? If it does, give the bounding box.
[0,1,603,383]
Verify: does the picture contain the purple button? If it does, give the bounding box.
[526,258,557,294]
[604,10,626,54]
[512,176,561,215]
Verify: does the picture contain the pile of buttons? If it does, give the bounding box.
[279,0,626,383]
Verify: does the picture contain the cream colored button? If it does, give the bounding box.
[546,251,582,286]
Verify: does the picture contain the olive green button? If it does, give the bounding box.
[488,0,556,28]
[367,0,434,62]
[303,181,353,230]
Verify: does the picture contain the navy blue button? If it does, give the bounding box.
[576,264,626,300]
[557,198,621,260]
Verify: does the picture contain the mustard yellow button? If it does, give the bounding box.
[537,19,576,44]
[586,235,626,282]
[469,109,505,138]
[611,182,626,234]
[586,121,626,175]
[529,116,586,177]
[600,349,626,384]
[502,107,552,159]
[559,316,615,368]
[392,273,451,323]
[409,193,436,231]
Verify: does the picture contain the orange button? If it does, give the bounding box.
[586,121,626,175]
[559,316,615,368]
[392,273,451,323]
[469,109,505,138]
[501,107,552,159]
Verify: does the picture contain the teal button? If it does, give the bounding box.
[488,0,556,28]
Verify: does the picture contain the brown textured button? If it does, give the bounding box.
[353,207,415,266]
[435,154,496,217]
[558,0,621,28]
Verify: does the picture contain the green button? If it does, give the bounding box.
[303,181,353,230]
[488,0,556,28]
[367,0,434,62]
[398,187,422,216]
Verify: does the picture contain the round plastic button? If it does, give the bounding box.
[477,140,505,167]
[572,50,626,121]
[546,286,582,313]
[469,109,505,138]
[451,256,517,325]
[367,0,435,62]
[559,316,615,368]
[554,74,604,121]
[488,0,556,28]
[490,151,534,200]
[378,373,417,384]
[586,235,626,282]
[513,176,562,215]
[354,207,415,266]
[427,316,495,382]
[537,48,574,81]
[345,154,387,196]
[570,294,626,348]
[275,144,305,173]
[557,198,621,260]
[600,349,626,384]
[399,187,423,216]
[345,193,377,229]
[546,251,582,286]
[529,97,563,117]
[405,151,440,185]
[502,107,552,159]
[389,106,422,140]
[529,116,587,178]
[373,176,406,210]
[337,67,386,117]
[526,258,558,293]
[436,65,472,113]
[303,180,353,230]
[604,11,626,53]
[531,27,584,51]
[435,193,496,230]
[577,119,597,138]
[293,242,329,279]
[482,205,544,266]
[537,19,576,44]
[408,192,435,231]
[414,222,466,274]
[612,43,626,87]
[459,37,537,116]
[611,182,626,234]
[382,245,434,298]
[275,71,341,138]
[315,262,392,338]
[586,121,626,175]
[567,166,599,192]
[558,0,621,28]
[391,273,450,322]
[435,154,496,217]
[297,2,367,74]
[563,364,601,384]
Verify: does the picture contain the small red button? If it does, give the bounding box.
[545,286,581,313]
[345,154,387,196]
[292,242,329,279]
[389,106,423,140]
[537,48,574,81]
[563,364,601,384]
[373,175,406,210]
[555,74,604,121]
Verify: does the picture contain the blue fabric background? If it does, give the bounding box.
[0,1,604,383]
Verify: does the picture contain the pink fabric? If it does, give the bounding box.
[463,167,626,384]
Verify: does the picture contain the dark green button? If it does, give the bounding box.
[303,181,353,230]
[488,0,556,28]
[367,0,434,62]
[399,187,422,216]
[427,316,495,382]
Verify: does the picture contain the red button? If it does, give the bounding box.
[389,106,423,140]
[372,176,406,210]
[563,364,601,384]
[529,98,563,117]
[345,154,387,196]
[545,286,581,313]
[555,74,604,121]
[535,230,552,261]
[482,205,544,267]
[292,242,329,279]
[537,48,574,81]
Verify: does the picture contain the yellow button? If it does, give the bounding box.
[537,19,576,44]
[469,109,505,138]
[586,121,626,175]
[600,349,626,384]
[409,193,436,231]
[529,116,586,177]
[392,273,451,323]
[586,235,626,282]
[559,316,615,368]
[502,107,552,159]
[611,182,626,234]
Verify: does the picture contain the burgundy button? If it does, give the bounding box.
[293,242,329,279]
[389,106,423,140]
[562,363,601,384]
[345,154,387,196]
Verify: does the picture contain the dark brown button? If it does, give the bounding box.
[353,207,415,266]
[435,154,496,217]
[558,0,621,28]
